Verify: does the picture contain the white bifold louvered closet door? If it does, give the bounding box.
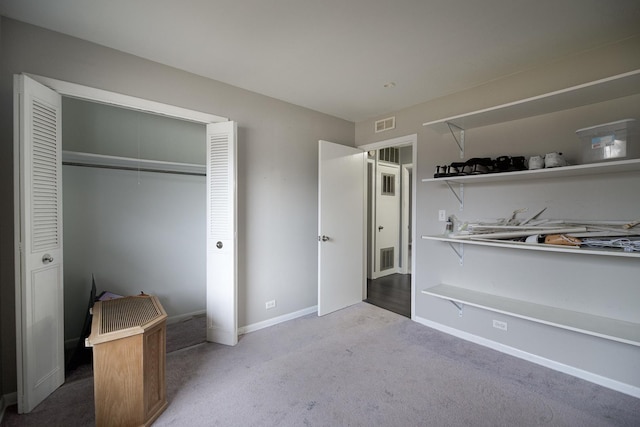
[14,74,65,413]
[206,121,238,346]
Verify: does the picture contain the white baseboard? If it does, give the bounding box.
[1,392,17,423]
[413,316,640,399]
[166,309,206,325]
[239,305,317,335]
[64,309,207,349]
[65,306,306,348]
[65,337,80,350]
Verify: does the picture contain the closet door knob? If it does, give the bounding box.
[216,241,223,249]
[42,254,54,264]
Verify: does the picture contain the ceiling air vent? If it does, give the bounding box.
[375,116,395,133]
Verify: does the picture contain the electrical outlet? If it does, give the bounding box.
[438,209,446,222]
[265,300,276,310]
[493,320,508,331]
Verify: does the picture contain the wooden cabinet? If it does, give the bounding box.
[87,295,168,427]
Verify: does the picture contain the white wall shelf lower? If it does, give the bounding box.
[422,284,640,347]
[421,235,640,259]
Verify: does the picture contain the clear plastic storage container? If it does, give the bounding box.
[576,119,638,164]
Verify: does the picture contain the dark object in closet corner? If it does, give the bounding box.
[65,275,97,373]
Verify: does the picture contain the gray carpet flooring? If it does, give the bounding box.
[2,304,639,426]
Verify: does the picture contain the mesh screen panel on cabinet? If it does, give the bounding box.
[99,297,163,334]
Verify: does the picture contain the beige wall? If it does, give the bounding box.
[356,35,640,146]
[0,17,354,396]
[2,14,639,401]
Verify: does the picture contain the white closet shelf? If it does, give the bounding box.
[422,284,640,347]
[422,158,640,184]
[62,151,205,175]
[421,235,640,258]
[422,69,640,133]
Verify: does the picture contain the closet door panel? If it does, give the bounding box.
[205,121,237,345]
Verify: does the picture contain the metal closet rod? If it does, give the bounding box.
[62,161,206,177]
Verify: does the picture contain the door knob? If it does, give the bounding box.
[42,254,54,264]
[318,235,330,242]
[378,226,384,231]
[216,241,223,249]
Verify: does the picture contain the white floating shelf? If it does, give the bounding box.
[422,69,640,133]
[421,235,640,259]
[421,158,640,184]
[422,284,640,347]
[62,151,205,175]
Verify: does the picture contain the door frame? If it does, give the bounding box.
[25,74,226,124]
[359,134,417,318]
[15,73,230,408]
[366,158,375,278]
[401,163,413,275]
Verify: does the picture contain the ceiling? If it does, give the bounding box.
[2,0,640,122]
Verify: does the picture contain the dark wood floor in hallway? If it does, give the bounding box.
[365,273,411,318]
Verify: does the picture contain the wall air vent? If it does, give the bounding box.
[380,247,394,271]
[381,173,396,195]
[375,116,396,133]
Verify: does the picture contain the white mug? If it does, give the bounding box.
[545,152,567,168]
[528,156,544,170]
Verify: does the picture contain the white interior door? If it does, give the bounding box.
[14,74,65,413]
[374,163,400,278]
[318,140,365,316]
[206,121,238,345]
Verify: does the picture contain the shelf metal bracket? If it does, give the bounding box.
[446,241,464,266]
[446,122,465,159]
[449,300,465,317]
[444,181,464,210]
